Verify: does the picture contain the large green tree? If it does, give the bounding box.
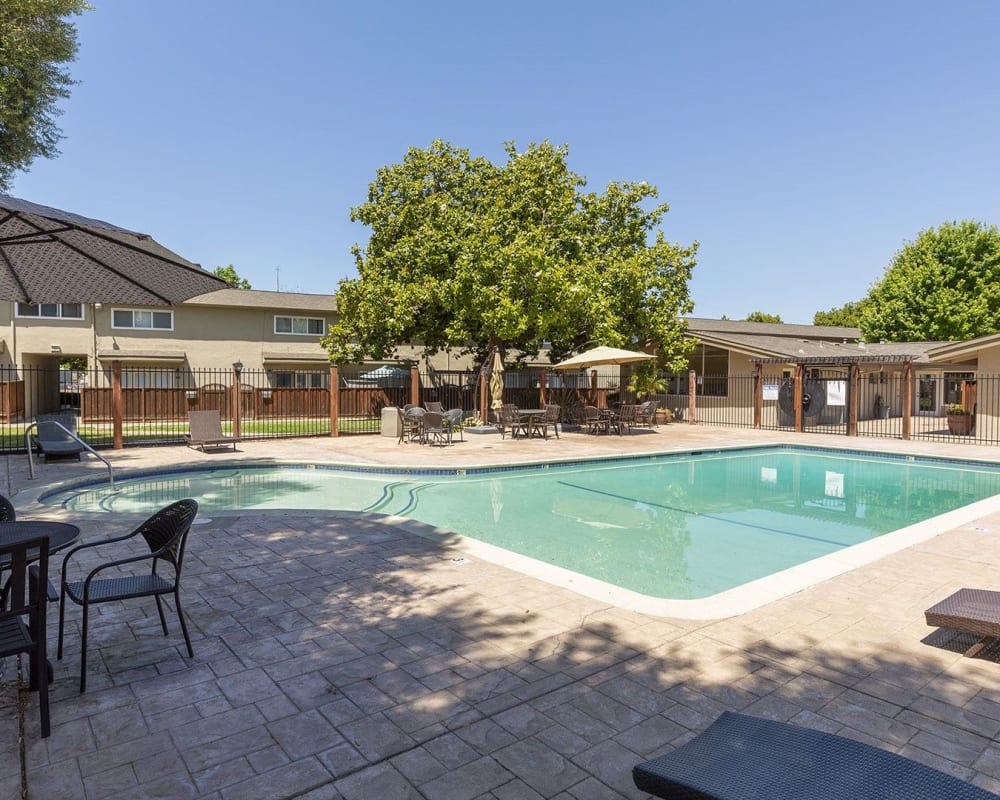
[814,300,866,328]
[859,221,1000,342]
[324,140,697,369]
[744,311,782,323]
[213,264,252,289]
[0,0,90,190]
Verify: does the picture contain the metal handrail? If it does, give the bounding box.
[26,420,114,487]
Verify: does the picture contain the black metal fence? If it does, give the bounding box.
[5,362,999,452]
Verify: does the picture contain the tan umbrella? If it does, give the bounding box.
[489,348,505,411]
[550,345,656,370]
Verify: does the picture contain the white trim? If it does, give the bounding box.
[14,302,85,320]
[111,308,175,331]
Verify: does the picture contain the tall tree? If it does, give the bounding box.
[814,300,866,328]
[744,311,782,323]
[324,140,697,369]
[0,0,90,190]
[860,221,1000,341]
[213,264,252,289]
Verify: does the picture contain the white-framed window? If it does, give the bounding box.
[112,309,174,330]
[274,316,325,335]
[15,302,84,319]
[272,370,328,388]
[120,369,175,388]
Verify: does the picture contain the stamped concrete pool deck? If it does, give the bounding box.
[5,425,1000,798]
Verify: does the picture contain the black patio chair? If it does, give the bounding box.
[420,411,449,446]
[57,499,198,693]
[399,406,425,444]
[0,534,51,737]
[535,403,560,439]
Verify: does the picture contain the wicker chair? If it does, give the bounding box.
[424,401,444,413]
[57,499,199,692]
[0,493,15,522]
[443,408,464,442]
[583,406,610,435]
[496,404,527,439]
[636,400,659,428]
[0,535,51,736]
[420,412,448,446]
[535,403,561,439]
[617,404,639,435]
[398,406,423,444]
[634,711,1000,799]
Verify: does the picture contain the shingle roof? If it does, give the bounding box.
[684,317,860,340]
[183,288,336,312]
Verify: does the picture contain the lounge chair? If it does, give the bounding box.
[32,414,86,461]
[185,410,238,451]
[925,588,1000,657]
[634,711,1000,800]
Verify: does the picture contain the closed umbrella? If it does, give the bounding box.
[0,194,226,305]
[489,348,505,412]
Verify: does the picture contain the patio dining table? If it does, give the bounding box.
[516,409,546,439]
[0,521,81,565]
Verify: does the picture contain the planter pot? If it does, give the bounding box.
[947,414,974,435]
[655,410,670,425]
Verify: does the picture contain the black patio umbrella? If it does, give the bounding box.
[0,195,227,305]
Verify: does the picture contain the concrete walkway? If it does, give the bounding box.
[4,425,1000,798]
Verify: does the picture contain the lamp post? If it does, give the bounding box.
[232,361,243,440]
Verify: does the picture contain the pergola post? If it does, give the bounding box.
[688,369,697,424]
[480,368,489,424]
[329,365,339,437]
[539,369,547,407]
[112,360,123,450]
[848,363,859,436]
[753,363,763,428]
[902,360,913,440]
[794,364,804,433]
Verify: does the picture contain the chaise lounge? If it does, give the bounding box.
[32,415,86,461]
[633,711,999,799]
[185,410,239,452]
[925,587,1000,657]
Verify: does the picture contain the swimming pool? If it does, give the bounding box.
[42,446,1000,605]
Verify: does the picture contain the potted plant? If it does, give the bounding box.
[946,403,974,435]
[628,362,667,420]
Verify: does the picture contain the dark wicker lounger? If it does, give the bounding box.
[926,588,1000,657]
[633,712,999,800]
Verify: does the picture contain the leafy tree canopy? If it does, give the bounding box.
[213,264,252,289]
[0,0,90,191]
[323,140,697,369]
[814,300,866,328]
[859,221,1000,342]
[744,311,782,323]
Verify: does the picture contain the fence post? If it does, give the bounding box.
[902,360,913,440]
[232,361,243,440]
[794,364,804,432]
[539,369,547,407]
[753,363,762,428]
[410,367,420,407]
[688,369,696,424]
[112,360,123,449]
[329,365,339,437]
[848,363,859,436]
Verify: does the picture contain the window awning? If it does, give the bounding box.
[262,351,330,364]
[96,350,186,363]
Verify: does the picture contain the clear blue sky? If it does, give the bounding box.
[11,1,1000,323]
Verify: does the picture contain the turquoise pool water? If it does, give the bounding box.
[43,447,1000,599]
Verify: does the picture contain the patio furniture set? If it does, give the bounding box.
[495,403,561,440]
[1,495,198,737]
[398,403,466,446]
[583,400,659,435]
